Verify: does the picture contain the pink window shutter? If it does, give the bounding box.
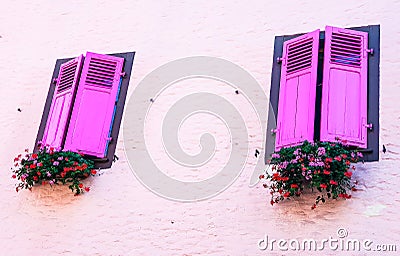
[42,55,84,150]
[64,52,124,158]
[275,29,320,151]
[320,26,368,148]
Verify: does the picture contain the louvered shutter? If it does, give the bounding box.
[64,52,124,157]
[42,55,84,149]
[275,29,320,151]
[320,26,368,148]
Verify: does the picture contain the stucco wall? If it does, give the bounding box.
[1,0,399,255]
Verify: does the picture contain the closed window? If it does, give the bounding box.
[35,51,135,168]
[266,25,380,162]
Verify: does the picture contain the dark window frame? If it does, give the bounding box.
[35,52,135,169]
[265,25,380,162]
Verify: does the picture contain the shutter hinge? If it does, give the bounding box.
[52,78,58,84]
[366,48,374,55]
[277,57,283,63]
[363,123,373,130]
[120,72,126,77]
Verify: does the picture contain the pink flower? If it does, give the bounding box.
[317,147,326,156]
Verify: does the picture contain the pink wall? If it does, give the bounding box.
[0,0,399,255]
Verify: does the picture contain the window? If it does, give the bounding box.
[265,25,380,162]
[35,51,135,168]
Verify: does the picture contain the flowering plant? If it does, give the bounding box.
[12,145,97,195]
[260,140,362,209]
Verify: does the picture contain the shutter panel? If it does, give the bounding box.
[320,26,368,148]
[64,52,124,157]
[275,29,320,150]
[42,55,84,149]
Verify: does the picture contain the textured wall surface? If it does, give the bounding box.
[1,0,399,255]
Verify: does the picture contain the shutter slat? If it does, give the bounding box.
[42,55,84,149]
[320,26,368,148]
[64,52,124,157]
[275,29,320,151]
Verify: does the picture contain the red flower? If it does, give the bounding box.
[37,171,41,176]
[345,160,351,165]
[334,156,342,161]
[291,184,298,189]
[270,200,275,206]
[33,176,38,181]
[16,187,19,192]
[330,180,338,185]
[344,171,352,178]
[325,158,333,163]
[301,167,307,171]
[84,187,90,192]
[351,187,358,191]
[14,157,19,162]
[281,177,289,181]
[78,183,83,188]
[263,184,267,188]
[24,148,29,152]
[37,162,43,167]
[42,181,46,185]
[278,189,283,194]
[11,174,16,179]
[32,153,38,159]
[338,193,351,199]
[283,192,290,197]
[311,204,316,210]
[79,153,85,156]
[14,163,18,167]
[341,154,347,159]
[60,172,66,178]
[320,184,327,189]
[17,154,22,158]
[65,157,69,161]
[30,164,36,169]
[323,170,330,175]
[259,174,265,179]
[50,147,54,151]
[339,194,351,199]
[91,169,97,175]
